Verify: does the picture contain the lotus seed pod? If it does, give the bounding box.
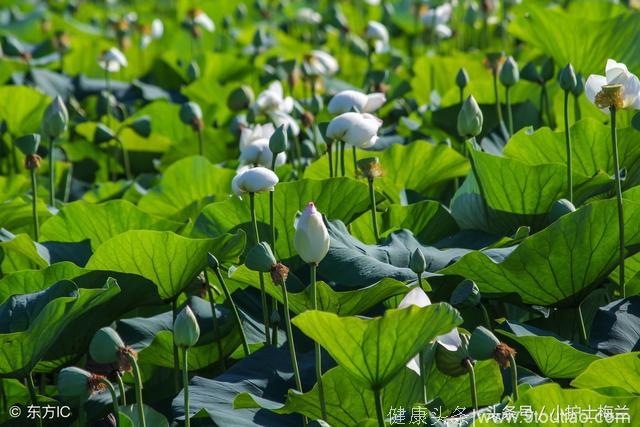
[456,68,469,89]
[572,72,585,96]
[520,61,540,83]
[269,124,288,155]
[540,57,554,82]
[227,85,255,112]
[93,123,116,144]
[41,96,69,139]
[14,133,41,155]
[468,326,501,361]
[179,102,203,125]
[409,248,426,275]
[435,333,471,377]
[173,305,200,348]
[57,367,92,400]
[450,279,481,308]
[457,95,483,138]
[130,115,151,138]
[548,198,576,223]
[89,327,125,364]
[245,241,277,273]
[558,63,577,92]
[499,56,519,87]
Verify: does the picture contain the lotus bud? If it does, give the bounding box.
[222,16,232,30]
[246,241,277,273]
[89,327,125,364]
[294,202,330,265]
[129,115,152,138]
[207,252,220,270]
[309,93,323,115]
[41,96,69,139]
[269,124,288,155]
[356,157,383,180]
[409,248,426,275]
[558,63,577,92]
[57,367,104,401]
[232,167,279,196]
[179,101,204,131]
[464,2,479,25]
[235,3,247,20]
[572,72,584,96]
[468,326,501,360]
[548,198,576,223]
[173,305,200,348]
[499,56,519,87]
[455,68,469,89]
[435,333,471,377]
[15,133,41,155]
[520,61,540,83]
[93,123,116,144]
[227,85,255,112]
[187,60,200,81]
[457,95,483,138]
[540,57,554,82]
[450,279,481,308]
[326,112,382,148]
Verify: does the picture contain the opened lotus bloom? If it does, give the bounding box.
[232,166,279,197]
[256,81,294,114]
[239,124,286,167]
[586,59,640,111]
[305,50,339,76]
[326,112,382,148]
[365,21,389,53]
[98,47,128,72]
[422,3,453,39]
[294,202,330,265]
[328,90,386,114]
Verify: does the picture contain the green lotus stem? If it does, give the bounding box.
[116,372,126,406]
[268,159,280,346]
[492,70,503,125]
[212,265,250,356]
[419,352,428,403]
[29,168,39,242]
[171,300,180,391]
[577,303,588,344]
[196,128,204,157]
[459,87,464,105]
[352,147,357,177]
[509,353,519,402]
[204,270,226,370]
[182,347,191,427]
[63,164,73,203]
[564,90,573,202]
[98,377,120,427]
[327,142,334,178]
[26,372,42,427]
[105,68,112,128]
[368,177,380,243]
[373,387,384,427]
[125,352,146,427]
[505,86,513,137]
[417,275,425,292]
[249,192,271,345]
[48,136,55,207]
[280,277,303,393]
[311,263,327,420]
[610,106,625,296]
[465,359,478,411]
[574,94,581,121]
[116,137,132,180]
[479,303,492,331]
[340,141,346,177]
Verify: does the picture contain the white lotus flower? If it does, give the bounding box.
[365,21,389,53]
[256,81,294,114]
[98,48,128,73]
[193,10,215,32]
[239,124,286,167]
[305,50,339,76]
[585,59,640,112]
[296,8,322,24]
[141,19,164,48]
[398,287,462,375]
[231,166,279,197]
[328,90,386,114]
[294,202,330,265]
[422,3,453,39]
[326,112,382,148]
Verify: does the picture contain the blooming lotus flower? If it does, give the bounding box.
[193,10,215,32]
[305,50,339,76]
[98,47,128,72]
[326,112,382,148]
[232,166,279,197]
[296,8,322,24]
[586,59,640,112]
[398,287,462,374]
[365,21,389,53]
[328,90,386,114]
[141,19,164,48]
[173,305,200,348]
[256,81,294,114]
[239,123,287,167]
[294,202,330,265]
[422,3,453,39]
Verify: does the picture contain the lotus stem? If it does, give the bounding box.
[492,71,503,125]
[212,265,250,356]
[459,87,464,105]
[367,177,380,243]
[125,352,146,427]
[280,277,302,393]
[98,377,120,427]
[564,90,573,202]
[479,303,492,331]
[204,270,226,370]
[574,94,581,121]
[30,168,39,242]
[373,387,384,427]
[116,372,126,406]
[27,372,42,427]
[610,106,625,296]
[352,147,357,177]
[577,303,588,344]
[171,300,180,391]
[327,142,334,178]
[182,347,191,427]
[340,141,346,177]
[311,263,327,420]
[509,353,519,402]
[465,359,478,411]
[116,137,132,180]
[268,161,280,345]
[48,136,55,207]
[505,86,513,137]
[196,128,204,157]
[249,192,271,344]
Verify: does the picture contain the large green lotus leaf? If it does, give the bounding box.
[229,265,409,316]
[0,279,120,378]
[234,366,422,427]
[571,352,640,395]
[589,297,640,355]
[0,175,28,203]
[137,156,236,221]
[498,323,601,379]
[158,126,231,168]
[86,230,245,301]
[40,200,182,250]
[442,198,640,305]
[194,178,373,262]
[508,3,640,76]
[350,200,459,245]
[292,304,462,389]
[303,141,469,202]
[0,231,50,275]
[120,404,168,427]
[477,383,640,426]
[0,197,52,237]
[0,262,84,303]
[428,360,504,412]
[505,120,640,189]
[0,86,50,135]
